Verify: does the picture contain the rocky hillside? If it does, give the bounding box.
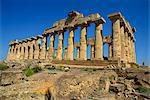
[0,61,150,100]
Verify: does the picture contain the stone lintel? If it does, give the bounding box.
[108,12,122,21]
[31,37,37,40]
[45,13,106,34]
[26,38,32,41]
[36,35,43,39]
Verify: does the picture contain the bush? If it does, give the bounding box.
[0,63,9,70]
[130,63,139,69]
[136,86,150,95]
[80,68,97,72]
[23,66,42,77]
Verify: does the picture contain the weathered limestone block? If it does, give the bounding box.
[79,25,87,60]
[120,25,126,61]
[29,40,35,60]
[67,28,74,60]
[112,19,121,60]
[34,39,41,59]
[108,44,113,59]
[48,34,55,60]
[40,36,47,59]
[95,21,103,60]
[76,47,80,60]
[1,71,24,85]
[90,45,95,60]
[56,32,64,60]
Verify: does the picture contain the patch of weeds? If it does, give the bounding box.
[130,63,139,69]
[80,68,97,72]
[23,66,42,77]
[136,86,150,95]
[0,63,9,70]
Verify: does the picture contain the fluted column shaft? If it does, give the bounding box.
[76,47,80,60]
[67,28,74,60]
[29,40,35,59]
[79,25,87,60]
[95,21,103,60]
[132,40,136,63]
[120,25,125,61]
[34,39,41,59]
[20,43,25,60]
[108,44,113,59]
[16,44,21,60]
[56,31,64,60]
[112,19,121,60]
[7,46,12,61]
[48,34,55,60]
[90,45,95,60]
[14,44,17,60]
[124,31,129,62]
[128,35,132,62]
[40,36,47,59]
[24,42,29,59]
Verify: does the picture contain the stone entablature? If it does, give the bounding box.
[7,11,136,64]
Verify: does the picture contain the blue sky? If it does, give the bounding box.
[0,0,149,65]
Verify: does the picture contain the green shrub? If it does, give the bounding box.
[130,63,139,69]
[136,86,150,95]
[23,66,42,77]
[0,63,9,70]
[80,68,97,72]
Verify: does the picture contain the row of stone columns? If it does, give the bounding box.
[108,13,136,63]
[7,20,104,61]
[7,12,136,64]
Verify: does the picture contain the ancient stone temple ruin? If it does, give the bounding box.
[7,11,136,66]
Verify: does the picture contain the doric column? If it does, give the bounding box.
[95,21,103,60]
[120,24,126,61]
[108,44,113,59]
[132,40,136,63]
[11,45,15,60]
[48,34,55,60]
[29,40,35,60]
[16,43,21,60]
[112,18,121,60]
[124,31,129,62]
[13,44,17,60]
[7,45,12,61]
[34,38,41,59]
[76,47,80,60]
[64,48,67,60]
[128,34,132,62]
[24,41,29,59]
[20,42,25,60]
[67,28,74,60]
[56,31,64,60]
[79,25,87,60]
[40,36,47,59]
[90,45,95,60]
